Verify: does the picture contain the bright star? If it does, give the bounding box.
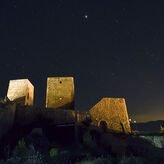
[84,15,88,19]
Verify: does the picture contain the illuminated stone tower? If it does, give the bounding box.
[46,77,74,109]
[7,79,34,106]
[89,98,131,133]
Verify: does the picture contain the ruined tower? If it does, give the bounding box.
[89,98,131,133]
[46,77,74,109]
[7,79,34,106]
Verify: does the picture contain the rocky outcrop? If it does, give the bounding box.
[139,135,164,148]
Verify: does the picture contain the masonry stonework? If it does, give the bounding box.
[7,79,34,106]
[89,98,131,133]
[46,77,74,109]
[4,78,131,137]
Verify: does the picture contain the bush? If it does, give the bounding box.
[127,136,164,163]
[83,131,93,147]
[49,148,58,158]
[76,157,113,164]
[119,155,146,164]
[8,144,45,164]
[18,139,26,150]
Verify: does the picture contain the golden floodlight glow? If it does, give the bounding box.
[89,98,131,133]
[7,79,34,106]
[46,77,74,109]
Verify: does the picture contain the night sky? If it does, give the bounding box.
[0,0,164,122]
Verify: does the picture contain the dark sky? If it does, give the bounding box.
[0,0,164,122]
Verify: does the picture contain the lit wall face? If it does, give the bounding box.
[89,98,131,133]
[46,77,74,109]
[7,79,34,106]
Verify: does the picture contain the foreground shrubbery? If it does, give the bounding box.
[0,129,164,164]
[7,142,45,164]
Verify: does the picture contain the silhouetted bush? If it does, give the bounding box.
[8,142,45,164]
[83,131,93,147]
[127,136,164,163]
[76,156,114,164]
[1,126,164,164]
[119,155,147,164]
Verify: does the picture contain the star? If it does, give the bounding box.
[84,14,88,19]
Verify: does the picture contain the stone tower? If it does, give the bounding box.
[7,79,34,106]
[89,98,131,133]
[46,77,74,109]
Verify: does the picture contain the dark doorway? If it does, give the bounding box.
[99,121,107,132]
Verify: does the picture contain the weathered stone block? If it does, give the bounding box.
[89,98,131,133]
[46,77,74,109]
[7,79,34,106]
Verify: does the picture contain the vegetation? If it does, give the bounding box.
[49,148,59,158]
[0,128,164,164]
[82,130,93,147]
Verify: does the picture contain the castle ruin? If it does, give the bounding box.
[7,79,34,106]
[0,77,131,142]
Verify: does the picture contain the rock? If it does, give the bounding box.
[139,135,164,148]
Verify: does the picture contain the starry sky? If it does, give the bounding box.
[0,0,164,122]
